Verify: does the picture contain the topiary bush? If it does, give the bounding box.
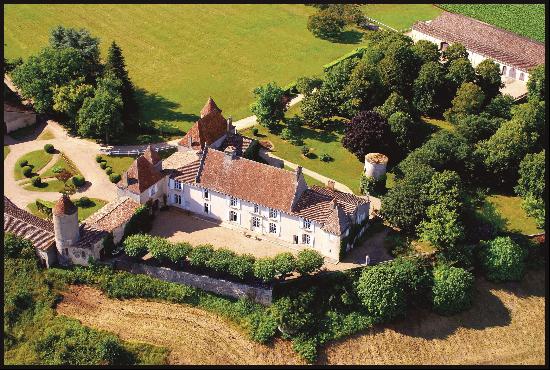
[105,167,113,175]
[76,196,92,207]
[22,165,33,178]
[296,249,324,275]
[253,257,276,283]
[109,173,121,183]
[44,143,55,153]
[95,155,103,163]
[148,237,173,264]
[274,252,297,280]
[479,236,528,282]
[188,244,214,268]
[320,153,333,162]
[431,264,474,315]
[252,127,259,136]
[100,162,107,169]
[167,242,192,265]
[205,248,236,274]
[31,176,42,187]
[19,159,28,167]
[122,234,153,258]
[72,175,85,187]
[301,145,310,157]
[227,254,256,280]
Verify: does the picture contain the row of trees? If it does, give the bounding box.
[10,26,139,144]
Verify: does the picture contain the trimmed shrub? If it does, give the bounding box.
[77,196,92,207]
[252,127,259,136]
[31,176,42,187]
[205,248,236,274]
[479,236,528,282]
[167,242,192,264]
[301,146,310,156]
[109,173,121,183]
[227,254,256,280]
[274,252,297,279]
[247,311,278,344]
[188,244,214,268]
[72,175,85,187]
[100,162,107,169]
[320,153,332,162]
[271,290,316,336]
[253,257,276,283]
[19,159,28,167]
[148,237,173,263]
[44,143,55,153]
[296,249,324,275]
[105,167,113,175]
[22,165,33,178]
[122,233,153,258]
[95,155,103,163]
[431,264,474,315]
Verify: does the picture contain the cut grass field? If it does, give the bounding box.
[438,4,545,42]
[482,194,542,235]
[26,197,108,221]
[362,4,442,30]
[13,149,53,180]
[5,4,362,137]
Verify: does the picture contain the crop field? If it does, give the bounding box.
[438,4,546,42]
[362,4,442,30]
[4,4,359,135]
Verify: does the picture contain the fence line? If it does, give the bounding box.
[99,144,177,156]
[364,16,410,33]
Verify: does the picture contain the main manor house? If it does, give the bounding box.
[5,98,371,267]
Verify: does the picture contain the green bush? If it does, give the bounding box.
[271,290,317,336]
[76,196,92,207]
[205,248,236,274]
[22,165,33,178]
[44,143,55,153]
[301,145,310,156]
[167,242,192,264]
[296,249,324,275]
[95,155,103,163]
[148,237,173,263]
[274,252,296,279]
[19,159,28,167]
[292,335,318,364]
[431,264,474,315]
[479,236,528,282]
[252,127,259,136]
[105,166,113,175]
[320,153,333,162]
[52,166,64,174]
[123,234,153,258]
[253,257,276,283]
[188,244,214,268]
[247,311,278,344]
[100,162,107,169]
[227,254,256,280]
[31,176,42,187]
[72,175,85,187]
[4,232,35,258]
[359,173,386,196]
[109,173,121,183]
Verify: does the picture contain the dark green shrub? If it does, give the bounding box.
[4,232,35,258]
[272,290,317,336]
[100,162,107,169]
[252,127,259,136]
[109,173,121,183]
[188,244,214,268]
[72,175,85,187]
[296,249,324,275]
[95,155,103,163]
[123,234,153,258]
[320,153,332,162]
[431,264,474,315]
[273,252,296,279]
[205,248,236,273]
[19,159,28,167]
[301,145,310,156]
[44,143,55,153]
[227,254,256,280]
[167,242,192,264]
[247,311,278,344]
[31,176,42,187]
[105,167,113,175]
[253,257,276,283]
[22,165,33,178]
[359,173,386,196]
[76,196,92,207]
[148,237,173,263]
[292,335,318,364]
[479,236,528,282]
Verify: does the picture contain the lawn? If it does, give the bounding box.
[36,128,55,140]
[14,149,53,180]
[41,152,82,178]
[101,155,137,175]
[26,197,108,221]
[362,4,442,30]
[23,178,66,193]
[482,194,542,235]
[422,116,455,132]
[5,4,363,137]
[438,4,545,42]
[4,146,10,160]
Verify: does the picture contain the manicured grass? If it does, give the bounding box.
[36,128,55,140]
[26,197,108,221]
[439,4,545,42]
[283,164,325,188]
[102,155,137,175]
[14,149,53,180]
[8,123,37,140]
[23,178,66,193]
[5,4,363,137]
[4,146,10,160]
[362,4,442,30]
[422,116,455,132]
[483,194,542,235]
[41,152,82,178]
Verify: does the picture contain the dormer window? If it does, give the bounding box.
[269,208,278,219]
[149,183,158,196]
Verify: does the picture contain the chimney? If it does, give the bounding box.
[224,145,236,159]
[188,135,192,148]
[331,198,337,209]
[227,116,233,133]
[327,180,335,190]
[296,166,302,180]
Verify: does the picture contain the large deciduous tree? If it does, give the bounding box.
[341,60,385,117]
[413,61,448,115]
[445,58,475,89]
[250,82,287,131]
[52,78,94,130]
[411,40,440,64]
[444,82,485,124]
[515,150,545,229]
[378,43,420,98]
[342,110,392,161]
[527,64,545,102]
[387,111,417,153]
[307,10,345,40]
[442,43,469,64]
[474,59,503,103]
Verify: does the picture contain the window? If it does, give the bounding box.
[519,72,525,81]
[269,208,278,219]
[204,189,209,199]
[303,219,312,230]
[254,204,260,214]
[174,194,182,205]
[293,235,299,244]
[269,222,277,234]
[230,210,238,222]
[230,196,238,207]
[204,203,209,214]
[302,234,311,245]
[175,180,182,190]
[252,216,261,228]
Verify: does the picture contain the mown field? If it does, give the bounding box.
[362,4,442,30]
[438,4,546,42]
[4,4,360,134]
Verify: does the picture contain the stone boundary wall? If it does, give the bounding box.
[115,260,273,305]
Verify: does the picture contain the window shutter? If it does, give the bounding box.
[310,221,315,232]
[237,212,241,225]
[277,210,281,222]
[169,178,174,189]
[311,235,315,246]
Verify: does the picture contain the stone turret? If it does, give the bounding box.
[364,153,389,180]
[52,194,79,260]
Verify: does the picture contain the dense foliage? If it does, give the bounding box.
[250,82,287,131]
[431,264,474,315]
[342,110,392,161]
[479,236,528,282]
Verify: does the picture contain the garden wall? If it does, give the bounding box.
[115,260,273,305]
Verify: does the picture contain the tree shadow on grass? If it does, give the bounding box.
[135,88,199,125]
[324,30,364,44]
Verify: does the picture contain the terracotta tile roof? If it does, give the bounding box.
[143,145,161,166]
[195,148,301,213]
[117,155,164,194]
[178,111,228,149]
[323,201,350,235]
[74,224,108,249]
[200,97,222,118]
[4,196,55,251]
[83,197,140,233]
[171,159,202,183]
[161,150,201,171]
[218,133,255,156]
[53,194,78,216]
[413,11,545,72]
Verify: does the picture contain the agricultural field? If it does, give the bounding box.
[362,4,442,30]
[5,4,361,135]
[438,4,546,42]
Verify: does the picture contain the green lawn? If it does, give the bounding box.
[362,4,442,30]
[14,150,53,180]
[438,4,545,42]
[27,197,107,221]
[23,179,66,193]
[41,153,82,178]
[5,4,363,137]
[422,116,455,132]
[101,155,137,175]
[36,128,55,140]
[482,194,542,235]
[4,146,10,160]
[283,164,325,188]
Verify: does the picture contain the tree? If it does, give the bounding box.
[387,111,416,153]
[442,43,468,64]
[322,57,359,118]
[341,60,385,117]
[515,150,545,228]
[455,113,503,145]
[527,64,545,102]
[300,88,335,127]
[77,75,124,144]
[413,61,448,115]
[307,10,345,39]
[342,110,392,161]
[483,94,514,120]
[444,82,485,124]
[123,233,153,258]
[49,25,101,80]
[104,41,139,130]
[3,57,23,74]
[479,236,527,282]
[445,58,475,88]
[378,43,420,98]
[188,244,214,268]
[250,82,286,131]
[253,257,276,283]
[52,78,94,130]
[274,252,297,279]
[11,47,87,113]
[411,40,440,64]
[375,92,413,120]
[431,264,474,315]
[295,76,322,95]
[475,59,503,103]
[296,249,324,275]
[271,290,316,335]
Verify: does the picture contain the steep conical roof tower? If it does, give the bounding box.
[200,97,222,118]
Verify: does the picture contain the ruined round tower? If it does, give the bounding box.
[52,194,79,260]
[364,153,389,180]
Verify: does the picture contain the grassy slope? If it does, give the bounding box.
[5,4,359,135]
[438,4,545,42]
[26,197,108,221]
[362,4,442,30]
[14,150,53,180]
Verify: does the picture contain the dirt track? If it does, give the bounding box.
[57,270,545,365]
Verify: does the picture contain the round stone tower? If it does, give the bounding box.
[53,194,80,257]
[364,153,389,180]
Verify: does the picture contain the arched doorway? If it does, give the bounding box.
[509,67,516,79]
[501,65,507,75]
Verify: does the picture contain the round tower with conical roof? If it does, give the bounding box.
[52,194,79,260]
